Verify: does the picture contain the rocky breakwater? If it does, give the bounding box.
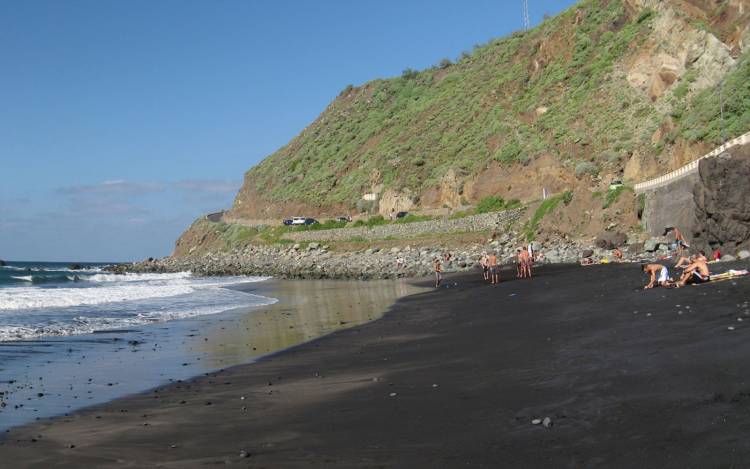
[112,231,643,280]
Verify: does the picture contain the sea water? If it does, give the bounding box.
[0,261,275,341]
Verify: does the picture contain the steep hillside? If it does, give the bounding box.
[227,0,750,222]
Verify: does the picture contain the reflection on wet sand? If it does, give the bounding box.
[195,279,423,367]
[0,278,423,431]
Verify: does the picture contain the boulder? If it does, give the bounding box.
[581,249,594,259]
[721,254,736,262]
[595,231,627,250]
[738,250,750,260]
[643,238,662,252]
[68,263,84,270]
[0,260,5,267]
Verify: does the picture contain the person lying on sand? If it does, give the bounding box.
[643,263,673,289]
[676,259,711,287]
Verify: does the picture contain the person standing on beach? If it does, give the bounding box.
[434,258,443,287]
[664,227,689,254]
[487,252,499,284]
[519,248,532,279]
[480,254,489,281]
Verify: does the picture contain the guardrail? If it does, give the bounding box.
[634,131,750,193]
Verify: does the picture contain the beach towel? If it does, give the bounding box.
[709,269,749,282]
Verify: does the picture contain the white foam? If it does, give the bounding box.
[0,273,275,341]
[85,271,192,283]
[0,273,269,311]
[11,276,33,282]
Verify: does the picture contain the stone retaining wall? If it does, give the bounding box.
[283,209,524,242]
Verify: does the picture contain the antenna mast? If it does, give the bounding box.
[522,0,530,30]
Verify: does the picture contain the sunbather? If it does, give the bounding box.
[677,259,711,287]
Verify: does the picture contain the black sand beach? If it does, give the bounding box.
[2,262,750,468]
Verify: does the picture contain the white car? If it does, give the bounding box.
[291,217,307,225]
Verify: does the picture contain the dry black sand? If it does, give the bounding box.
[1,262,750,468]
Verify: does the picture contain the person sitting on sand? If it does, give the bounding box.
[675,251,708,269]
[676,258,711,287]
[613,248,623,261]
[643,263,673,289]
[487,252,499,284]
[480,254,489,281]
[434,258,443,288]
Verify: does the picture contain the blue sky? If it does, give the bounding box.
[0,0,576,262]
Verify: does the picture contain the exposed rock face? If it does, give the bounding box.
[642,143,750,254]
[693,146,750,252]
[378,188,415,218]
[624,1,735,101]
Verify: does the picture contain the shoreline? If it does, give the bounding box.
[2,262,750,466]
[0,277,421,433]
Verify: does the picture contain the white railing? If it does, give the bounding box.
[634,131,750,193]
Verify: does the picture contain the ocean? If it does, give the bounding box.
[0,261,275,341]
[0,262,415,431]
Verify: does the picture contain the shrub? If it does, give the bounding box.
[475,195,506,213]
[356,199,376,213]
[523,195,564,241]
[637,193,646,219]
[439,58,452,69]
[365,215,387,228]
[575,161,599,178]
[603,185,633,209]
[562,190,573,205]
[505,198,522,209]
[401,68,418,80]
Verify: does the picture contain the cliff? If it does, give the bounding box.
[174,0,750,257]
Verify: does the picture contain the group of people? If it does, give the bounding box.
[643,245,712,289]
[477,245,536,285]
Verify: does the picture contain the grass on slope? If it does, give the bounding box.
[246,0,659,208]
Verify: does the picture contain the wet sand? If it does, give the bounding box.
[2,263,750,467]
[0,278,419,432]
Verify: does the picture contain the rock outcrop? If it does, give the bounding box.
[693,145,750,252]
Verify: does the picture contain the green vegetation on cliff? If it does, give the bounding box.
[224,0,749,222]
